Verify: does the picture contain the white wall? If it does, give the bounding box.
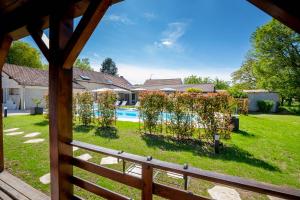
[24,88,48,109]
[247,92,279,112]
[2,73,20,89]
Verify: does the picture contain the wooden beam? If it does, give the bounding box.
[48,3,74,199]
[248,0,300,34]
[62,0,112,69]
[141,164,153,200]
[0,35,12,172]
[29,30,50,62]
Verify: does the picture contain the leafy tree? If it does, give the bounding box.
[100,58,118,75]
[7,41,44,69]
[231,56,257,89]
[213,78,230,90]
[184,75,211,84]
[232,19,300,105]
[252,19,300,105]
[184,75,229,89]
[74,58,93,71]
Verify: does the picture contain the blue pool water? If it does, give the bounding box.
[95,108,172,121]
[116,108,139,119]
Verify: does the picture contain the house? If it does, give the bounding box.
[243,89,280,112]
[2,63,132,110]
[131,78,215,104]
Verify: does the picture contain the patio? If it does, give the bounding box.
[1,0,300,199]
[0,171,49,200]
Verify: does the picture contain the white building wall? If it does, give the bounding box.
[24,87,48,109]
[247,92,279,112]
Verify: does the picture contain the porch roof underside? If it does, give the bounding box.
[0,0,121,40]
[0,0,300,41]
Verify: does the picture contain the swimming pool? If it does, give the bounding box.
[94,108,171,122]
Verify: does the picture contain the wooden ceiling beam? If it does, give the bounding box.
[0,35,12,69]
[62,0,112,69]
[248,0,300,33]
[28,24,50,62]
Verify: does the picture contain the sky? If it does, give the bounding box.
[22,0,271,84]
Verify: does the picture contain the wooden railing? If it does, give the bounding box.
[68,140,300,200]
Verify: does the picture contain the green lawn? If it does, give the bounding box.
[3,114,300,199]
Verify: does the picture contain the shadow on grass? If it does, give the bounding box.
[73,125,95,133]
[34,120,49,126]
[234,130,255,137]
[142,134,280,172]
[95,127,119,139]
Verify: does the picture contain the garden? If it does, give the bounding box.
[3,90,300,199]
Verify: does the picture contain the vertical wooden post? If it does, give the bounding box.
[48,4,74,199]
[141,164,153,200]
[0,35,12,172]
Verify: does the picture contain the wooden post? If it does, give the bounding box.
[141,164,153,200]
[0,35,12,172]
[48,4,74,199]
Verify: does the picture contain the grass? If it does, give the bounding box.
[3,114,300,199]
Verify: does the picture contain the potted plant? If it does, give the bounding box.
[31,98,44,115]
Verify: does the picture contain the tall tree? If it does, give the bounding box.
[184,75,229,89]
[232,19,300,105]
[184,75,212,84]
[100,58,118,75]
[231,56,257,89]
[7,41,44,69]
[74,58,93,71]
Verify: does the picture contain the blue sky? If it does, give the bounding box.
[22,0,271,84]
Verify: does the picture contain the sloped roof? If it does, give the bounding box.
[144,78,183,86]
[73,68,132,90]
[2,63,131,90]
[133,83,215,93]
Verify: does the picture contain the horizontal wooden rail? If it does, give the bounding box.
[71,176,131,200]
[70,140,300,199]
[153,183,209,200]
[71,157,143,189]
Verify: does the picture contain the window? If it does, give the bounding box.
[9,88,19,95]
[80,75,90,80]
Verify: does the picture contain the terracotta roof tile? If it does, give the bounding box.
[144,78,182,86]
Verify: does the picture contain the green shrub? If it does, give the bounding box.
[97,91,117,128]
[228,88,247,98]
[166,92,195,139]
[186,88,202,93]
[194,93,234,141]
[139,91,167,134]
[257,100,274,113]
[77,92,94,126]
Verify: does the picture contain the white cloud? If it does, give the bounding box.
[116,63,232,85]
[153,22,188,52]
[143,12,157,21]
[105,14,134,25]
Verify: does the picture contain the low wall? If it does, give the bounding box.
[247,92,279,112]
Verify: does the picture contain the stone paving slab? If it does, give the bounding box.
[6,132,24,136]
[39,173,51,185]
[77,153,92,161]
[4,128,20,132]
[24,139,45,144]
[73,147,79,152]
[24,132,41,138]
[126,164,142,178]
[208,185,241,200]
[100,156,119,165]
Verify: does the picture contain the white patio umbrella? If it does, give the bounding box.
[132,88,146,91]
[160,87,176,92]
[112,88,131,93]
[91,88,113,92]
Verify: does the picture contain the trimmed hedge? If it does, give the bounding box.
[257,100,274,113]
